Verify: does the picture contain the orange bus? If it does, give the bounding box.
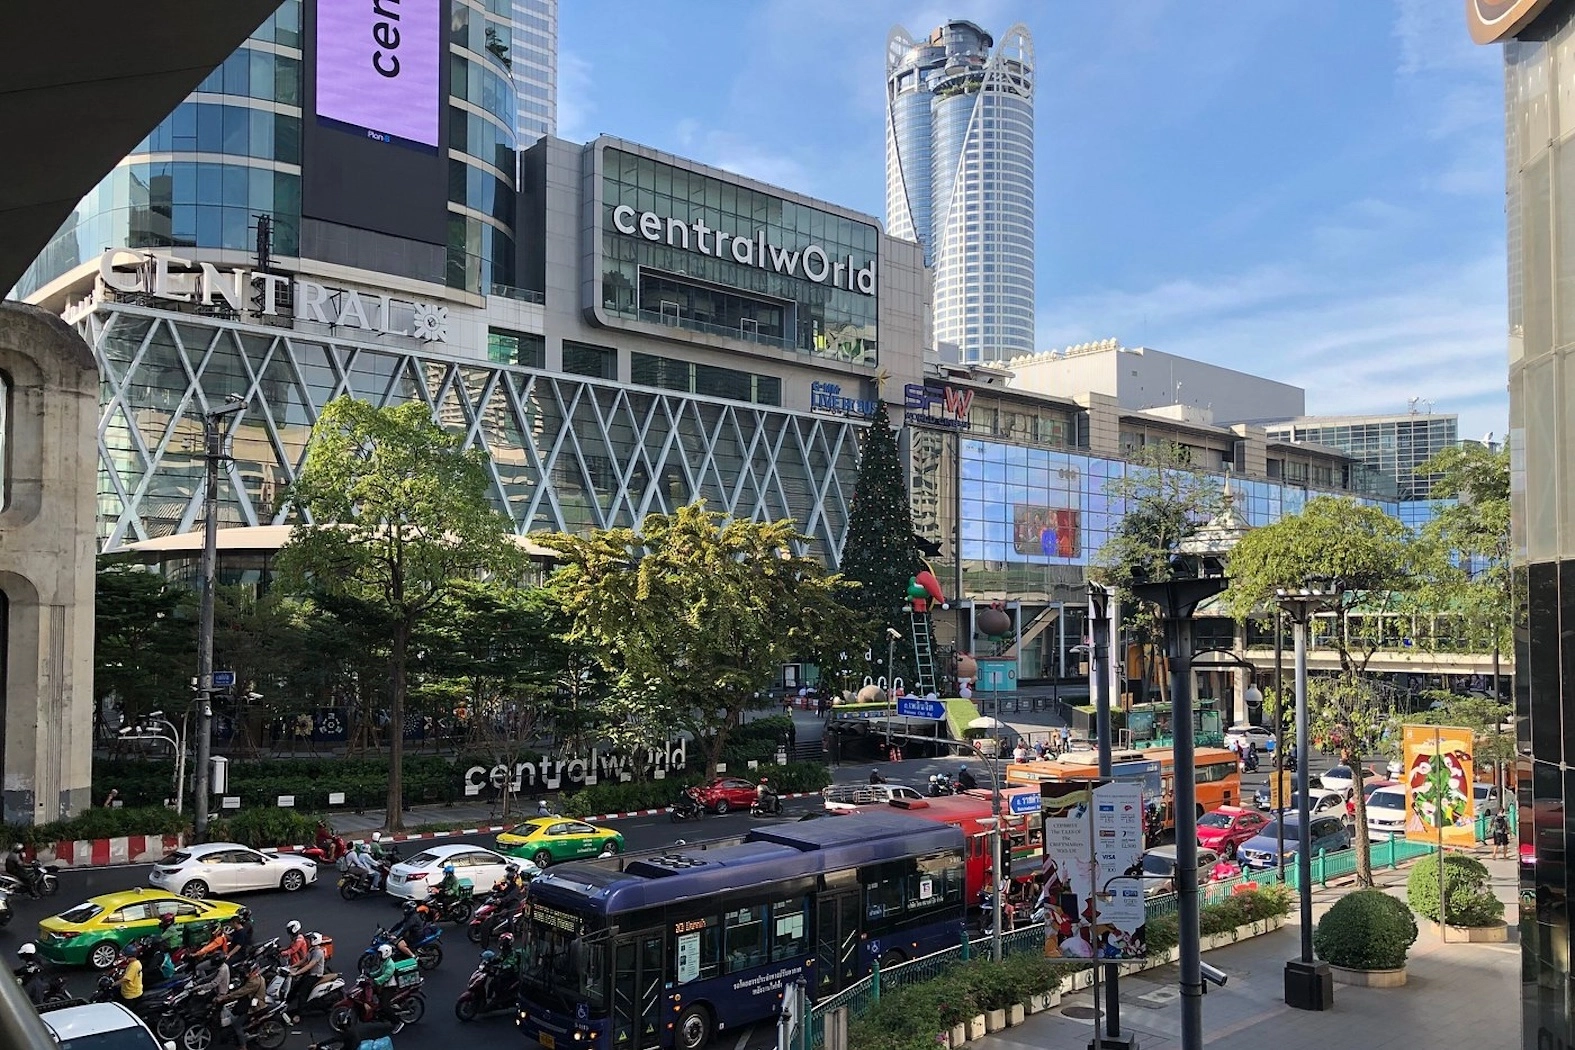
[1003,746,1243,832]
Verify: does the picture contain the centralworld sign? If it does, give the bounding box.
[611,205,877,296]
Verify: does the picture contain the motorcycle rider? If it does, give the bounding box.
[432,863,463,906]
[156,912,184,955]
[193,949,231,1001]
[189,922,232,964]
[4,843,40,898]
[282,920,309,968]
[367,943,400,1020]
[344,843,378,888]
[868,768,887,786]
[228,908,255,953]
[111,944,145,1007]
[14,943,48,1005]
[754,778,777,813]
[283,931,329,1023]
[391,901,435,961]
[956,765,978,792]
[216,958,266,1050]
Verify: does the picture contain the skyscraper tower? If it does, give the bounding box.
[511,0,558,142]
[886,21,1034,363]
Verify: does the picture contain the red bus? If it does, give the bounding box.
[836,788,1044,901]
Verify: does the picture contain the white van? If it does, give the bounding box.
[821,782,925,812]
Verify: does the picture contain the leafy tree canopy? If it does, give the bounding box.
[94,557,194,725]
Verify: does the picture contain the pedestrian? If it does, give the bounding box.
[828,732,841,768]
[1490,811,1510,859]
[102,788,119,808]
[1059,725,1071,752]
[817,691,829,719]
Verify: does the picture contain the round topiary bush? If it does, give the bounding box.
[1313,889,1418,970]
[1406,852,1505,927]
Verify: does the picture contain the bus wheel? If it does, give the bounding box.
[878,948,907,968]
[676,1003,712,1050]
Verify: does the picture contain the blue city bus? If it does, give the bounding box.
[514,812,966,1050]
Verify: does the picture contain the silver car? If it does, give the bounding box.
[150,841,317,898]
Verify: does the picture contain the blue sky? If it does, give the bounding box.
[559,0,1507,442]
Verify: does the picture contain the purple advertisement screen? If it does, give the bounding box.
[315,0,441,149]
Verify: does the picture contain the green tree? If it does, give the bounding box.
[1222,495,1429,885]
[839,401,919,675]
[94,558,194,734]
[1094,443,1224,704]
[1414,444,1511,662]
[1394,691,1515,796]
[275,397,519,829]
[540,502,863,774]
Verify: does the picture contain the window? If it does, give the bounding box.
[724,906,766,972]
[562,340,617,380]
[863,865,906,921]
[769,898,808,961]
[488,328,544,368]
[672,915,720,983]
[113,904,152,923]
[1197,762,1237,783]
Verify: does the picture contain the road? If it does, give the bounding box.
[4,751,1347,1050]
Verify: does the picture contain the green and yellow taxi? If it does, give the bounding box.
[37,888,243,969]
[495,817,624,868]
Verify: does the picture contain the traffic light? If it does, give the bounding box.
[999,844,1013,883]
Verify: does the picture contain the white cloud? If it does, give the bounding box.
[556,51,595,143]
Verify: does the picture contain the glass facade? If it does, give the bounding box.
[510,0,557,142]
[599,148,879,365]
[448,0,520,294]
[81,304,862,565]
[1264,415,1460,501]
[886,22,1035,362]
[1503,6,1575,1047]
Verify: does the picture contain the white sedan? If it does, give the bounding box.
[384,843,516,901]
[1224,725,1276,752]
[150,842,317,898]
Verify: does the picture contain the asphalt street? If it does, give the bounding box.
[4,752,1342,1050]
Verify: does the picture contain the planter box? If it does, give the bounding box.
[1426,919,1510,943]
[949,1023,966,1046]
[967,1015,987,1041]
[985,1008,1007,1033]
[1025,989,1060,1013]
[1329,963,1407,988]
[1007,1003,1025,1026]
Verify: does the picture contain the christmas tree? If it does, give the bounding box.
[841,400,920,661]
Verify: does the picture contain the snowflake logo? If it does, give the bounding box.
[410,303,449,342]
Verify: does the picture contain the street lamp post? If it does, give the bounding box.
[118,712,186,813]
[1129,556,1227,1050]
[971,741,1004,962]
[1274,578,1344,1012]
[885,628,901,751]
[193,396,247,841]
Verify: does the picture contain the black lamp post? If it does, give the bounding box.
[1129,554,1228,1050]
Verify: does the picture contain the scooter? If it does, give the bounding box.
[927,773,957,797]
[454,954,520,1021]
[0,860,59,898]
[0,887,12,927]
[329,974,427,1031]
[337,869,377,901]
[357,926,443,975]
[465,894,519,947]
[180,995,290,1050]
[302,834,349,866]
[750,791,782,817]
[269,969,347,1020]
[669,791,704,823]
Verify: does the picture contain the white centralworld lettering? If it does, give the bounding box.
[611,204,876,295]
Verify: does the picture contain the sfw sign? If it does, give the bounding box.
[87,249,450,343]
[463,739,688,795]
[904,382,973,430]
[611,205,876,296]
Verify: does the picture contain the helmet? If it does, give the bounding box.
[236,908,251,922]
[959,765,967,773]
[286,920,301,936]
[378,944,394,960]
[496,933,513,952]
[307,932,323,947]
[403,901,418,915]
[480,950,497,964]
[414,904,431,919]
[443,864,455,875]
[159,913,176,928]
[372,831,383,842]
[759,778,768,785]
[17,943,36,959]
[356,843,368,854]
[505,864,519,876]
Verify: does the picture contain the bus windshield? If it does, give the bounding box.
[518,912,607,1016]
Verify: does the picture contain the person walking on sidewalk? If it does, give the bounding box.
[1490,811,1510,859]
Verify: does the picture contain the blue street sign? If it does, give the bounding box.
[211,671,236,689]
[896,698,947,720]
[1008,792,1041,815]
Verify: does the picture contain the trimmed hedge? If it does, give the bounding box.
[1406,852,1505,927]
[1313,889,1418,970]
[209,808,324,850]
[3,807,190,850]
[1143,883,1291,957]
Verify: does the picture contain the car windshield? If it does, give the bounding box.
[1141,854,1175,876]
[1326,766,1351,778]
[517,914,606,1017]
[406,851,441,866]
[56,902,103,924]
[1257,819,1298,840]
[1368,790,1405,809]
[1198,813,1233,829]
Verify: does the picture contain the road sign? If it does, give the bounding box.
[896,698,947,720]
[211,671,236,689]
[1008,792,1041,815]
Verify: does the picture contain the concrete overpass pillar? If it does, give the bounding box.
[0,303,97,824]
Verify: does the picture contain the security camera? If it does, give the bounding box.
[1200,962,1228,988]
[886,628,902,641]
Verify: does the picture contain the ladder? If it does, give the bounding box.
[909,608,938,694]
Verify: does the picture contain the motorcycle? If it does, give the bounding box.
[337,869,377,901]
[357,926,443,975]
[92,973,195,1042]
[1143,802,1165,848]
[0,887,12,927]
[180,995,290,1050]
[329,974,426,1031]
[0,859,59,898]
[454,956,520,1022]
[668,791,704,823]
[268,968,347,1020]
[750,791,782,817]
[424,890,475,926]
[927,773,957,797]
[302,834,349,866]
[465,893,519,947]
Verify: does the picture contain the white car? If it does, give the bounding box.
[150,842,317,898]
[1224,724,1276,752]
[1365,786,1407,838]
[385,843,516,901]
[41,1001,169,1050]
[1475,783,1503,819]
[1318,765,1382,795]
[1289,787,1348,819]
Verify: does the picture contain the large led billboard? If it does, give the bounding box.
[315,0,442,150]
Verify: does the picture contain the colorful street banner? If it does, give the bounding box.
[1403,724,1476,847]
[1040,779,1148,960]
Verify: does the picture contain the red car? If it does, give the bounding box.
[693,776,762,813]
[1195,806,1270,859]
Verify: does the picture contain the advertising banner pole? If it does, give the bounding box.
[1437,725,1447,941]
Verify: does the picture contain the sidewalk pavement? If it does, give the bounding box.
[973,853,1520,1050]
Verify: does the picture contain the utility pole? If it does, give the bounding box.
[193,396,247,840]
